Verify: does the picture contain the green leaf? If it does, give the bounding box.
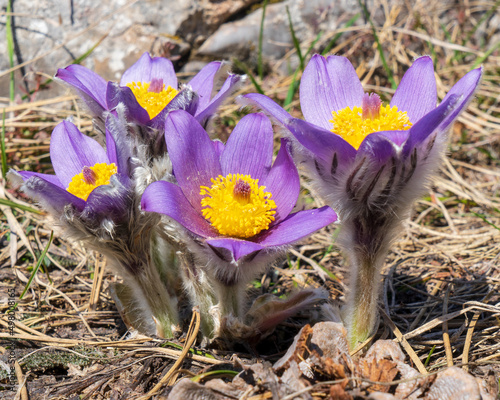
[191,369,238,383]
[472,211,500,231]
[472,40,500,69]
[159,341,215,359]
[1,110,7,179]
[0,198,43,215]
[286,5,303,70]
[232,58,264,94]
[424,345,436,367]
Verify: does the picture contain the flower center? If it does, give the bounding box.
[126,78,179,119]
[329,93,412,149]
[67,163,118,201]
[200,174,277,239]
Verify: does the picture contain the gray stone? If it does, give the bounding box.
[181,60,210,75]
[198,0,361,71]
[426,367,481,400]
[167,378,222,400]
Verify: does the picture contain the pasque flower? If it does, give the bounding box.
[141,110,337,336]
[241,55,482,347]
[56,52,242,131]
[10,119,131,222]
[9,116,180,338]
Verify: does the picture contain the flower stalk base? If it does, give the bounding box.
[344,256,380,349]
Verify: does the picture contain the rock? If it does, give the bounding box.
[0,1,184,100]
[363,340,405,363]
[309,321,350,363]
[394,362,426,399]
[155,0,261,43]
[281,361,313,400]
[198,0,363,72]
[205,379,246,399]
[426,366,481,400]
[167,378,222,400]
[368,393,397,400]
[274,321,352,372]
[181,61,210,75]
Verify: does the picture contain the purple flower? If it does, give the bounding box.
[241,55,482,347]
[141,110,337,287]
[242,55,482,195]
[56,52,242,130]
[9,117,183,338]
[9,118,131,226]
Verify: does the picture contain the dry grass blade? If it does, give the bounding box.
[442,285,454,367]
[462,291,495,372]
[404,306,476,340]
[139,307,201,399]
[88,254,106,311]
[14,361,28,400]
[379,308,427,374]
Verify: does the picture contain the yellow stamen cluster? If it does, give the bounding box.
[200,174,277,239]
[67,163,118,201]
[126,81,179,119]
[329,104,412,150]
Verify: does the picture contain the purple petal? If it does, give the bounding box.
[83,174,131,226]
[55,64,107,117]
[120,52,177,88]
[50,121,109,188]
[262,139,299,223]
[22,175,86,212]
[105,127,118,166]
[106,82,150,124]
[239,93,292,126]
[148,87,199,131]
[402,94,460,157]
[188,61,221,111]
[357,131,410,166]
[164,110,222,213]
[220,113,273,181]
[141,181,216,237]
[212,139,225,159]
[105,113,132,176]
[390,56,437,123]
[257,206,337,247]
[206,237,264,262]
[377,130,411,147]
[195,73,242,125]
[440,67,483,128]
[286,118,357,165]
[17,171,64,188]
[300,55,364,130]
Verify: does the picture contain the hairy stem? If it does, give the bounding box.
[344,255,381,349]
[178,252,217,338]
[217,284,244,319]
[135,266,179,338]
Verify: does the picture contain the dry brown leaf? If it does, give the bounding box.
[360,358,399,393]
[274,324,313,372]
[329,383,353,400]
